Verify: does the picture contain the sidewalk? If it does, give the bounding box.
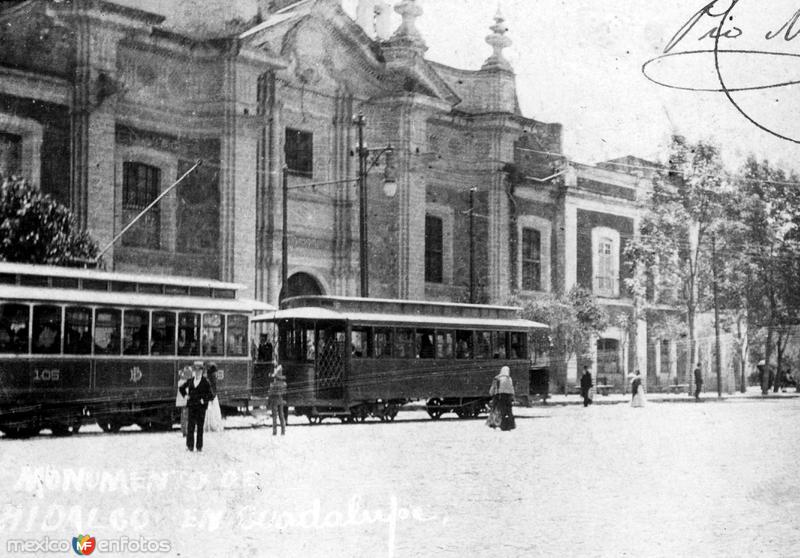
[533,385,800,406]
[400,386,800,411]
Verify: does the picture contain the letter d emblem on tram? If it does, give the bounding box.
[129,367,143,383]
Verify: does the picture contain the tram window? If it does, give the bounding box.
[202,313,225,356]
[0,303,29,354]
[492,331,508,359]
[112,281,137,293]
[226,314,249,356]
[177,312,200,356]
[83,279,109,291]
[475,331,492,359]
[151,311,176,356]
[374,328,392,358]
[351,327,370,358]
[138,284,162,295]
[123,310,150,355]
[396,329,415,359]
[510,332,528,359]
[32,305,62,354]
[435,331,454,359]
[279,325,298,361]
[455,330,473,359]
[416,329,435,359]
[64,307,92,355]
[0,273,15,284]
[52,277,79,289]
[94,309,121,355]
[304,326,316,362]
[19,275,48,287]
[190,287,211,297]
[165,285,189,296]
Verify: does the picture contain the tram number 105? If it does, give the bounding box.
[33,368,61,382]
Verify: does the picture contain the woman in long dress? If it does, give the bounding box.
[204,363,224,432]
[630,370,646,407]
[488,366,516,431]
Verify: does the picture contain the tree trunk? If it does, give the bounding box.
[687,307,696,396]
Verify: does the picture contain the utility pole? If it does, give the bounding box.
[469,187,476,303]
[712,232,722,397]
[355,114,369,298]
[281,167,288,300]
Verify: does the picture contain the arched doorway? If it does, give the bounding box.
[280,272,324,301]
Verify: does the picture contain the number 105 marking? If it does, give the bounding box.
[33,369,60,381]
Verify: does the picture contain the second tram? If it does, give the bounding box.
[254,295,547,422]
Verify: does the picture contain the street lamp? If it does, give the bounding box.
[354,113,396,298]
[280,116,396,300]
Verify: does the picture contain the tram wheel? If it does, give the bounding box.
[50,422,79,437]
[0,423,41,439]
[97,418,122,433]
[426,398,445,420]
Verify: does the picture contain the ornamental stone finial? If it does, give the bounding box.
[390,0,424,44]
[482,6,512,71]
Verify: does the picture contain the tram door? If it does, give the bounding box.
[315,323,345,400]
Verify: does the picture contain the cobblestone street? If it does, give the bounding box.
[2,399,799,557]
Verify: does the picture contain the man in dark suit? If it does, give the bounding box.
[694,362,703,401]
[179,361,214,452]
[580,366,594,407]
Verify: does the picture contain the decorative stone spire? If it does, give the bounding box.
[388,0,426,49]
[482,7,512,71]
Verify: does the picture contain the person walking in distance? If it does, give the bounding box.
[630,370,646,407]
[694,362,703,401]
[179,361,214,452]
[268,360,288,436]
[580,365,594,407]
[489,366,516,431]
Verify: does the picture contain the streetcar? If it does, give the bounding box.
[0,262,273,438]
[253,295,547,423]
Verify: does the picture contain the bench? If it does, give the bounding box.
[666,383,689,394]
[595,384,613,396]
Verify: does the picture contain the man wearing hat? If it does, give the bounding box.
[179,361,214,451]
[267,360,288,436]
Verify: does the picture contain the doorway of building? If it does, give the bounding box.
[596,338,620,386]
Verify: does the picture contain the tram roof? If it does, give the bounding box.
[2,285,274,313]
[0,262,245,291]
[279,295,528,316]
[254,306,547,330]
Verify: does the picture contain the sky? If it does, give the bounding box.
[342,0,800,173]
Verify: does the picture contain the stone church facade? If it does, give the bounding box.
[1,0,731,390]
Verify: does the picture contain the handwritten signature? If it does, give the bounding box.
[642,0,800,144]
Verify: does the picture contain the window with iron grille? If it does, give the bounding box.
[122,162,161,249]
[285,128,313,177]
[425,215,443,283]
[521,227,541,291]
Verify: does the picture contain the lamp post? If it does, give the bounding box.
[469,186,477,303]
[280,116,395,300]
[354,114,396,298]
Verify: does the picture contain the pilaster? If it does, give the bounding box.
[218,44,270,291]
[70,16,122,266]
